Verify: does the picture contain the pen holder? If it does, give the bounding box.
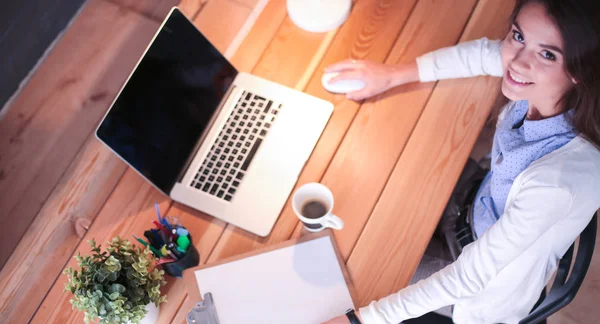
[162,236,200,278]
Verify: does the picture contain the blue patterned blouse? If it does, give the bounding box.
[472,100,577,238]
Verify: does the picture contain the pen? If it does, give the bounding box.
[165,249,179,261]
[144,230,165,251]
[153,220,174,239]
[161,217,172,231]
[133,235,162,257]
[154,203,162,222]
[152,228,166,244]
[150,229,165,246]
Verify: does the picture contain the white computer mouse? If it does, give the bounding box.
[321,71,366,94]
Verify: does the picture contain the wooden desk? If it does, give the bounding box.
[0,0,514,323]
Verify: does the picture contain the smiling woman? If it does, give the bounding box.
[501,5,573,113]
[322,0,600,323]
[501,1,596,126]
[534,3,600,145]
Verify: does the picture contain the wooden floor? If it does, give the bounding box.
[0,0,598,323]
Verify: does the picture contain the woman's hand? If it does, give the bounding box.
[321,312,363,324]
[321,315,351,324]
[324,59,418,101]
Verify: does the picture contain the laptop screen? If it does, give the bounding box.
[97,8,238,194]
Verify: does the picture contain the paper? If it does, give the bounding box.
[193,236,354,323]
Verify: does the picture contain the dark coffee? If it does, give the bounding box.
[302,200,328,218]
[301,200,328,230]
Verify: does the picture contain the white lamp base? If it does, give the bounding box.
[287,0,352,33]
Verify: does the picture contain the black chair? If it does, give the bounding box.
[519,213,597,324]
[405,214,597,324]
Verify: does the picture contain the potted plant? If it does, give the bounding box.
[64,236,167,324]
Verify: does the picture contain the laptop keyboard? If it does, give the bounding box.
[190,90,282,202]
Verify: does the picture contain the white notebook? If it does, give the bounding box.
[190,234,355,323]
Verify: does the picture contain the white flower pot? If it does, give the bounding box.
[137,302,160,324]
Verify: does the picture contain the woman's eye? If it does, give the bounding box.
[541,50,556,61]
[512,30,524,43]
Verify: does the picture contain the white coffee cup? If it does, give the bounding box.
[292,182,344,232]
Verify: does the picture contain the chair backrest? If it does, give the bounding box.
[519,214,598,324]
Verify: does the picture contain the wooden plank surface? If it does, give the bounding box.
[247,17,332,89]
[0,0,162,270]
[206,0,419,264]
[177,0,210,17]
[0,0,86,117]
[23,0,272,323]
[228,0,287,72]
[347,0,515,306]
[0,0,227,319]
[107,0,209,21]
[3,0,553,323]
[106,0,184,21]
[193,0,254,53]
[0,0,209,274]
[311,0,479,260]
[0,137,127,323]
[231,0,260,9]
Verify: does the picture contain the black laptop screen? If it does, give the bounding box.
[97,8,237,194]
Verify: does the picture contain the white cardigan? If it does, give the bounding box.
[359,38,600,324]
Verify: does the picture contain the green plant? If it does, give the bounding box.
[64,236,167,324]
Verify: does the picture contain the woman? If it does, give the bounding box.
[324,0,600,323]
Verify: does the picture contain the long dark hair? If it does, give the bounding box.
[502,0,600,148]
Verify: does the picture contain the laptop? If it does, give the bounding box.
[96,7,333,237]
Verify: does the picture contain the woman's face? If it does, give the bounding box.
[501,2,576,117]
